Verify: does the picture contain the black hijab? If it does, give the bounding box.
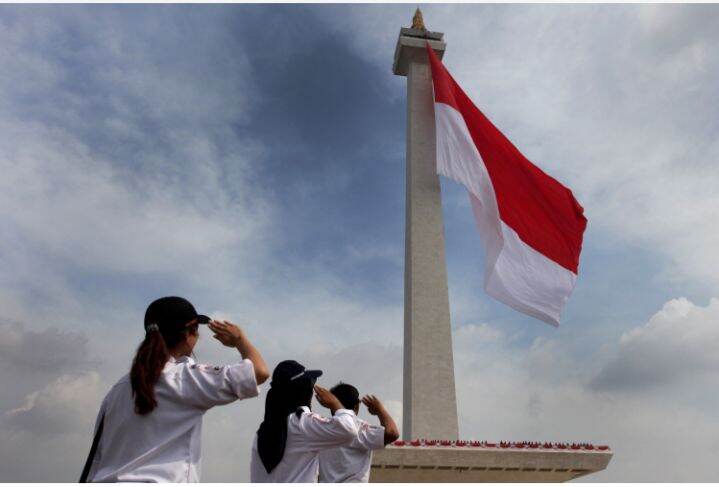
[257,360,322,473]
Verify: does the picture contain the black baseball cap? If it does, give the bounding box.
[144,296,211,332]
[271,360,323,387]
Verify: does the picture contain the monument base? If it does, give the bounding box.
[370,441,612,482]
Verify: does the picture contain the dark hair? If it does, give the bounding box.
[331,382,360,410]
[130,297,199,415]
[257,372,315,473]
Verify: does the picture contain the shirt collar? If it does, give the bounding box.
[166,355,195,365]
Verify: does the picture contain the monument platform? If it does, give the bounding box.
[370,440,612,482]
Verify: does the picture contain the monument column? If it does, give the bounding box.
[393,11,458,441]
[371,13,613,480]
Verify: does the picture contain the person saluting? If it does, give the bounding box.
[318,384,399,483]
[80,296,269,482]
[250,360,359,482]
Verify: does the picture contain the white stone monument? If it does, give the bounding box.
[370,11,613,482]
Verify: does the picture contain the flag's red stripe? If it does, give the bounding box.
[427,45,587,274]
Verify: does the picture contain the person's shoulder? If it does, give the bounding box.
[170,358,253,375]
[354,416,383,433]
[167,357,223,376]
[295,407,332,426]
[108,373,130,391]
[101,373,130,405]
[354,416,370,426]
[189,363,224,374]
[295,406,317,419]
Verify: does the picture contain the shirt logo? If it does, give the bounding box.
[195,364,222,375]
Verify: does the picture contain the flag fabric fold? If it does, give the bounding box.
[426,44,587,326]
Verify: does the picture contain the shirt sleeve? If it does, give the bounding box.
[296,409,359,452]
[355,420,386,451]
[174,358,259,409]
[85,396,108,481]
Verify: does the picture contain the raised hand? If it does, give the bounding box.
[208,320,269,384]
[361,394,399,444]
[208,320,245,348]
[361,394,385,416]
[314,384,344,414]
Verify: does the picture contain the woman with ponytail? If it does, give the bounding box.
[81,296,269,482]
[250,360,359,482]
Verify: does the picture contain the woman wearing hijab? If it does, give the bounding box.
[81,296,269,482]
[250,360,359,482]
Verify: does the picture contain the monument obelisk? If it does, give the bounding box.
[396,8,458,442]
[370,10,613,482]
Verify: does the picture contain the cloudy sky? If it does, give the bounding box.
[1,3,718,482]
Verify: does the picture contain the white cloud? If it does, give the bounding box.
[0,320,100,418]
[0,321,96,374]
[0,372,104,481]
[452,297,719,481]
[0,119,262,276]
[0,7,273,331]
[4,372,103,437]
[590,297,719,391]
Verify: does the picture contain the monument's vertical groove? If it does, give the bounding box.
[394,26,458,441]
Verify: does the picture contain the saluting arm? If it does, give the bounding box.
[298,385,359,449]
[362,395,400,445]
[208,320,270,385]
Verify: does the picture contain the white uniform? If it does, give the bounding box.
[318,412,385,483]
[250,406,359,483]
[86,355,259,482]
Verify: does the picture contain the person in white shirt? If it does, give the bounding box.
[250,360,359,482]
[80,296,270,482]
[318,383,400,483]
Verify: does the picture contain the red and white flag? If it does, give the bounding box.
[427,44,587,326]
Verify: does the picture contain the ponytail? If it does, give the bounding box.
[130,329,169,415]
[130,296,202,415]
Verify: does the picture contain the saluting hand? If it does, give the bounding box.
[208,320,270,385]
[208,320,245,348]
[362,394,400,444]
[314,385,344,414]
[361,395,386,416]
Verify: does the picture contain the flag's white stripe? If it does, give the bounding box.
[434,102,576,325]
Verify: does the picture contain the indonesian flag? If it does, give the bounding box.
[427,44,587,326]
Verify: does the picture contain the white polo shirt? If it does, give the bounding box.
[86,355,259,482]
[318,412,385,483]
[250,406,359,483]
